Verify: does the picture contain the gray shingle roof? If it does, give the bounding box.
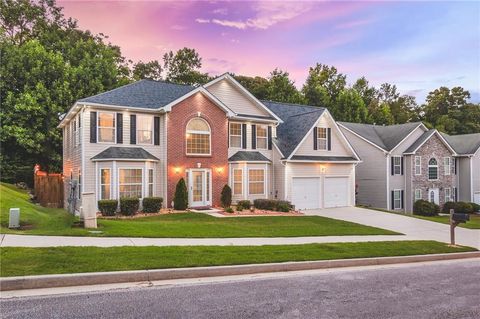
[228,151,271,162]
[441,132,480,155]
[262,100,325,158]
[78,80,195,109]
[290,155,358,162]
[91,147,159,161]
[404,129,435,154]
[338,121,423,151]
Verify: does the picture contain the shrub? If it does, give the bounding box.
[276,201,292,212]
[236,200,251,211]
[119,197,139,216]
[142,197,163,213]
[220,185,232,208]
[442,201,457,214]
[254,199,277,210]
[98,199,118,216]
[413,200,439,216]
[454,201,474,214]
[224,207,234,213]
[173,178,188,210]
[471,202,480,212]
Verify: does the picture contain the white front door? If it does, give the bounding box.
[187,169,211,207]
[291,177,320,210]
[429,188,439,205]
[324,177,349,208]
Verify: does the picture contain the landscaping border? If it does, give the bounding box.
[1,251,479,291]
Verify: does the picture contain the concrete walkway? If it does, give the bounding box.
[304,207,480,249]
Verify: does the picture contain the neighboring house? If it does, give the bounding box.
[442,133,480,204]
[338,122,458,213]
[59,74,360,215]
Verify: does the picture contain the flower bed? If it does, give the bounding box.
[97,208,183,219]
[219,208,303,217]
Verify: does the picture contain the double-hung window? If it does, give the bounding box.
[100,169,111,200]
[248,169,265,195]
[119,169,143,198]
[233,169,243,195]
[393,190,402,209]
[393,156,402,175]
[78,169,81,199]
[256,125,267,149]
[229,123,242,148]
[147,169,154,197]
[414,156,421,175]
[428,158,438,180]
[414,189,422,201]
[98,112,116,143]
[317,127,327,150]
[73,119,78,148]
[137,116,153,144]
[443,157,451,176]
[445,188,452,202]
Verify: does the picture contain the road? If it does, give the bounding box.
[1,259,479,319]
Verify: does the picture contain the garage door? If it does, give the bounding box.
[292,177,320,210]
[324,177,349,208]
[474,192,480,205]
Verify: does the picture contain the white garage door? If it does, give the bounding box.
[292,177,320,210]
[324,177,349,208]
[474,192,480,205]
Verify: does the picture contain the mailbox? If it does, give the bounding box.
[452,213,470,223]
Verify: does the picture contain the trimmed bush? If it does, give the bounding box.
[119,197,139,216]
[276,201,292,212]
[98,199,118,216]
[173,178,188,210]
[236,200,251,211]
[220,185,232,208]
[224,207,234,213]
[142,197,163,213]
[442,201,457,214]
[471,202,480,212]
[454,202,474,214]
[413,200,439,216]
[254,199,277,210]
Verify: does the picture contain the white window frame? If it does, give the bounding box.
[443,157,451,176]
[445,188,451,202]
[414,156,421,175]
[77,169,81,199]
[256,125,268,150]
[97,111,116,144]
[118,168,144,199]
[414,189,422,201]
[393,189,402,209]
[393,156,402,175]
[229,122,242,148]
[428,158,438,181]
[137,115,153,145]
[248,168,265,196]
[100,168,111,200]
[148,168,154,197]
[317,127,328,150]
[232,168,243,195]
[73,118,78,148]
[186,118,211,156]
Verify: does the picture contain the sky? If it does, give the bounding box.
[58,0,480,103]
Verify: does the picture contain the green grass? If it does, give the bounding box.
[1,241,475,277]
[0,183,399,237]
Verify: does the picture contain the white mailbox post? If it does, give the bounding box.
[9,208,20,229]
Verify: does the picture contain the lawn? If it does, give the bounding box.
[0,241,475,277]
[414,214,480,229]
[0,183,399,237]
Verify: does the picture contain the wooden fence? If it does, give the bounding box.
[34,166,64,208]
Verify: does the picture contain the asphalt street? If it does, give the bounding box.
[1,259,479,319]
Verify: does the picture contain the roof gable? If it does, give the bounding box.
[404,129,456,155]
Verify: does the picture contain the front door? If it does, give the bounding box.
[429,188,439,205]
[187,169,211,207]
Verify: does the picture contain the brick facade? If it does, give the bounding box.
[411,134,456,207]
[166,92,229,207]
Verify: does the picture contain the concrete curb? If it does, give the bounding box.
[1,251,479,291]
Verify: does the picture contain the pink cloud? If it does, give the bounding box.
[335,18,375,29]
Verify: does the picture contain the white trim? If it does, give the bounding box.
[92,158,159,162]
[470,157,474,202]
[272,142,285,159]
[185,118,212,156]
[414,156,422,175]
[97,111,117,144]
[445,187,452,202]
[186,168,212,207]
[316,127,328,151]
[284,160,360,164]
[389,123,428,153]
[230,115,278,124]
[443,157,451,176]
[404,129,457,155]
[247,167,266,196]
[99,167,112,200]
[386,155,390,210]
[414,188,422,201]
[392,156,402,175]
[228,122,243,148]
[228,160,271,164]
[232,168,243,196]
[393,189,402,210]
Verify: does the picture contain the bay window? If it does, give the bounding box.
[148,168,154,197]
[119,169,143,198]
[233,169,243,195]
[100,169,111,200]
[248,169,265,195]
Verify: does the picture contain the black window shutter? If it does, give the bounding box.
[116,113,123,144]
[454,187,458,202]
[401,190,404,209]
[267,126,272,150]
[313,127,318,150]
[391,157,394,175]
[154,116,160,145]
[130,114,136,144]
[90,111,97,143]
[454,158,457,175]
[242,124,247,149]
[401,157,404,175]
[391,191,395,210]
[251,124,256,149]
[327,128,332,151]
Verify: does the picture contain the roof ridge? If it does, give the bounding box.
[78,80,145,102]
[287,109,324,118]
[142,79,195,87]
[261,99,324,110]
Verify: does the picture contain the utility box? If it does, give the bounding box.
[9,208,20,229]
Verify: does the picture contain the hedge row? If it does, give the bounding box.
[253,199,293,212]
[442,201,480,214]
[97,197,163,216]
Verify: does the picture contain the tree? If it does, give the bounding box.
[423,86,470,128]
[220,184,232,208]
[163,47,210,85]
[132,60,163,81]
[302,63,346,111]
[368,102,394,125]
[173,178,188,210]
[234,75,269,100]
[352,76,376,108]
[265,68,303,103]
[335,88,369,123]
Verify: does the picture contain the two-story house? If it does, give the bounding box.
[338,122,459,213]
[59,74,360,215]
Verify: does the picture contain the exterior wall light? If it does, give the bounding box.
[174,167,181,174]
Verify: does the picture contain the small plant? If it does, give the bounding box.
[220,184,232,208]
[471,202,480,212]
[237,200,251,211]
[442,201,457,214]
[276,200,292,212]
[119,197,139,216]
[253,199,277,210]
[454,202,474,214]
[142,197,163,213]
[173,178,188,210]
[413,200,439,216]
[98,199,118,216]
[224,207,234,213]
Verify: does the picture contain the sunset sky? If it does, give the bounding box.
[58,0,480,103]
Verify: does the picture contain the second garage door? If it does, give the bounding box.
[292,177,320,210]
[324,177,349,208]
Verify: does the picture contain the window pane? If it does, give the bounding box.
[257,137,267,149]
[119,169,142,198]
[101,185,110,199]
[257,125,267,137]
[187,118,209,131]
[101,169,111,184]
[229,123,242,148]
[233,169,242,195]
[230,123,241,135]
[317,128,327,150]
[187,133,210,154]
[318,128,327,138]
[98,128,115,142]
[99,113,114,127]
[137,116,152,144]
[248,169,264,195]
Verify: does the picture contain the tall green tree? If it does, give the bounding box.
[265,69,303,103]
[234,75,269,100]
[335,88,369,123]
[163,47,210,85]
[132,60,163,81]
[423,86,470,127]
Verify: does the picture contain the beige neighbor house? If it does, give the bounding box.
[59,74,360,217]
[338,122,463,213]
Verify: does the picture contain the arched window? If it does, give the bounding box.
[186,118,211,155]
[428,158,438,180]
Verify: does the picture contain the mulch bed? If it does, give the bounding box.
[97,209,182,219]
[218,209,304,217]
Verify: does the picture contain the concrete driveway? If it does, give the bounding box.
[304,207,480,249]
